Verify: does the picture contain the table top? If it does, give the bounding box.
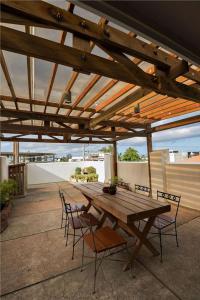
[74,182,171,224]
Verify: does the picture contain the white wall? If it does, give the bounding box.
[117,162,149,190]
[166,163,200,211]
[0,156,8,181]
[27,161,105,185]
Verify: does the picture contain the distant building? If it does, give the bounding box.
[1,152,55,164]
[68,152,105,162]
[169,150,200,163]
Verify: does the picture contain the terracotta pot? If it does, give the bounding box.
[0,202,12,233]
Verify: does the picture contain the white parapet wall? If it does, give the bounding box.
[166,163,200,211]
[117,162,149,190]
[27,161,105,185]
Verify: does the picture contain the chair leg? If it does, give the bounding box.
[93,253,97,294]
[72,228,75,260]
[64,217,67,237]
[61,212,64,229]
[175,222,179,247]
[81,238,84,272]
[65,222,69,246]
[158,229,163,263]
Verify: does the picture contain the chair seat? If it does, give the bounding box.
[153,214,175,229]
[65,203,86,213]
[69,213,99,230]
[84,226,127,253]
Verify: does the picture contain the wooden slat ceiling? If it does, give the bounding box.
[0,0,200,144]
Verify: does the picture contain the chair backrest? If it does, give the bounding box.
[135,184,151,196]
[79,213,97,252]
[59,189,65,210]
[157,191,181,219]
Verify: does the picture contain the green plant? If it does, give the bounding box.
[86,173,98,182]
[121,147,141,161]
[0,179,17,210]
[75,167,82,175]
[110,176,118,186]
[85,166,96,174]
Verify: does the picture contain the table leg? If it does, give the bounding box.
[118,216,159,271]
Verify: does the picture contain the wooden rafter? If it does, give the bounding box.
[0,108,146,129]
[0,95,95,113]
[64,17,108,117]
[25,25,33,111]
[1,0,199,83]
[44,2,75,114]
[151,115,200,132]
[0,123,146,138]
[2,26,200,104]
[0,137,113,144]
[0,50,18,109]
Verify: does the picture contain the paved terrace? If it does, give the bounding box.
[0,182,200,300]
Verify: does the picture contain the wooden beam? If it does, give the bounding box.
[0,95,95,113]
[112,139,118,177]
[146,126,152,197]
[167,60,189,79]
[83,79,118,111]
[2,26,200,103]
[151,115,200,132]
[25,25,33,111]
[0,137,113,144]
[90,88,151,127]
[0,108,146,129]
[1,0,199,84]
[98,44,154,89]
[0,50,18,109]
[0,123,146,138]
[45,2,75,114]
[57,18,107,116]
[1,26,139,85]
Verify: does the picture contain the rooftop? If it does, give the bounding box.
[1,182,200,299]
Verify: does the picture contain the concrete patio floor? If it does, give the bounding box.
[0,182,200,299]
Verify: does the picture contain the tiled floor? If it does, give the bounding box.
[0,182,200,299]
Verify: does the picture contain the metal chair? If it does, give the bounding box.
[80,214,131,294]
[153,191,181,262]
[135,184,151,197]
[59,189,87,231]
[60,191,99,259]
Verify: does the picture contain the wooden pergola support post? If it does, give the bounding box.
[113,141,118,177]
[13,141,19,164]
[146,127,152,197]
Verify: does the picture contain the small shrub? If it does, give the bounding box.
[75,167,81,175]
[86,173,98,182]
[85,166,96,174]
[0,179,17,210]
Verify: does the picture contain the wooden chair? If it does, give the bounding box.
[59,189,87,231]
[152,191,181,262]
[80,214,131,293]
[135,184,151,196]
[60,191,99,260]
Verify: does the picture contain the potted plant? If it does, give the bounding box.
[0,179,17,232]
[103,176,118,195]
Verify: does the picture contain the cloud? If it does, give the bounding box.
[118,124,200,147]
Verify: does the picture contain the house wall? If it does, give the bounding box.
[27,161,105,185]
[117,162,149,189]
[117,152,200,211]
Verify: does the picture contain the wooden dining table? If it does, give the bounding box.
[74,182,171,270]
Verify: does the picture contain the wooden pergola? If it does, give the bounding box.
[0,1,200,189]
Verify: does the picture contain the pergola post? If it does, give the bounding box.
[146,128,152,197]
[112,141,118,177]
[13,141,19,164]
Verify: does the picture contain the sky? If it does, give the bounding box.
[1,122,200,157]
